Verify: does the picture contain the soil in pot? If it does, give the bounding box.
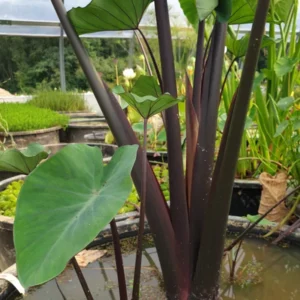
[11,235,300,300]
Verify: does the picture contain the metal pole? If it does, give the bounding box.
[59,0,66,91]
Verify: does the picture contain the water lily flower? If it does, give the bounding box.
[123,68,136,80]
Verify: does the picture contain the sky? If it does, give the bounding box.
[0,0,299,36]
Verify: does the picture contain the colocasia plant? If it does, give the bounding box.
[14,0,290,300]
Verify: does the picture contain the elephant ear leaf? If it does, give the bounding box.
[113,76,184,119]
[0,143,49,174]
[68,0,153,35]
[14,144,138,289]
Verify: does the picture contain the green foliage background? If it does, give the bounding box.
[0,37,137,94]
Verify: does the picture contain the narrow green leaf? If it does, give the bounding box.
[0,143,49,174]
[14,144,138,288]
[67,0,153,35]
[274,120,289,137]
[274,57,298,77]
[277,97,294,111]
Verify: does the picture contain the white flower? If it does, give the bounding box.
[224,46,227,54]
[123,68,136,80]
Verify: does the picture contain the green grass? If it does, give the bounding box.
[0,103,69,132]
[28,91,87,112]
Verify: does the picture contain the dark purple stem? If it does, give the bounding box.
[132,118,148,300]
[110,219,128,300]
[71,257,94,300]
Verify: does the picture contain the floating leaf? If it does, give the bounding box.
[113,76,183,119]
[0,143,49,174]
[14,144,138,288]
[68,0,153,35]
[246,214,276,226]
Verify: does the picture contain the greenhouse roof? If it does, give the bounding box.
[0,0,299,37]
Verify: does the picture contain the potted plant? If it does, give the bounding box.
[0,103,69,147]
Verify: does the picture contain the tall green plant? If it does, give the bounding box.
[13,0,273,299]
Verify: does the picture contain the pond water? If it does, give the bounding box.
[13,235,300,300]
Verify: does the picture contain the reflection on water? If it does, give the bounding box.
[220,237,300,300]
[16,236,300,300]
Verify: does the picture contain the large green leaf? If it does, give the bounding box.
[179,0,199,26]
[67,0,153,35]
[274,57,298,77]
[215,0,233,23]
[0,143,49,174]
[226,34,276,58]
[179,0,219,24]
[113,76,184,119]
[14,144,138,288]
[229,0,293,24]
[228,0,257,24]
[273,0,294,24]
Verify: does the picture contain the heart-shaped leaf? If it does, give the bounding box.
[277,97,294,111]
[274,57,298,77]
[68,0,153,35]
[113,76,184,119]
[226,34,276,58]
[14,144,138,288]
[132,122,153,134]
[0,143,49,174]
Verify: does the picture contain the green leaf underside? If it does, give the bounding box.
[67,0,153,35]
[14,144,138,288]
[0,143,49,174]
[179,0,199,26]
[229,0,293,25]
[226,34,275,58]
[196,0,219,22]
[216,0,232,23]
[113,76,183,119]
